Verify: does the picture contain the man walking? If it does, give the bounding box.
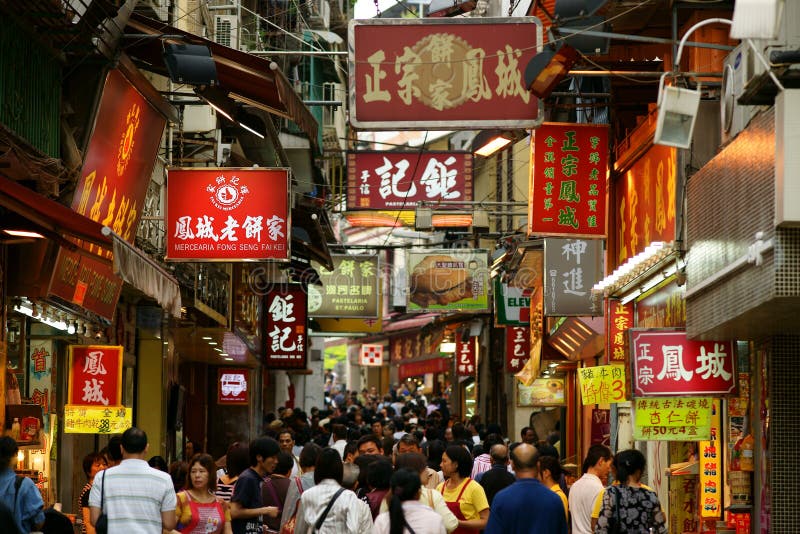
[477,444,515,506]
[230,436,281,534]
[568,444,613,534]
[89,427,176,533]
[484,443,567,534]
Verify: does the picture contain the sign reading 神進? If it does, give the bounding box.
[309,254,379,318]
[349,18,542,129]
[166,168,290,261]
[67,345,123,407]
[265,286,307,369]
[543,238,603,316]
[632,397,713,441]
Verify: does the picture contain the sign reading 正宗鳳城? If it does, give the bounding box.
[606,299,633,363]
[349,18,542,130]
[505,326,531,373]
[347,151,473,210]
[407,250,489,312]
[218,368,249,405]
[166,168,290,261]
[630,329,737,396]
[359,344,384,367]
[64,405,132,434]
[543,238,603,316]
[578,365,626,404]
[456,339,476,376]
[67,346,123,407]
[529,123,609,237]
[632,397,713,441]
[309,254,379,318]
[265,286,307,369]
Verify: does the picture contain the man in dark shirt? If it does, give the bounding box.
[477,444,516,505]
[230,436,281,534]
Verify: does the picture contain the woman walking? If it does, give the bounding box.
[172,453,232,534]
[373,468,446,534]
[437,445,489,533]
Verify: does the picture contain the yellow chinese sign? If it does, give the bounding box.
[699,400,722,518]
[578,365,626,404]
[64,405,132,434]
[633,397,712,441]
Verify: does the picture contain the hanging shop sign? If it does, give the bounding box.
[456,339,476,376]
[699,400,722,518]
[347,151,473,210]
[578,364,626,404]
[309,254,379,318]
[64,405,132,434]
[606,299,633,363]
[398,358,450,380]
[632,397,713,441]
[232,264,264,356]
[495,279,531,326]
[390,331,444,363]
[505,326,531,373]
[407,249,489,312]
[265,285,307,369]
[67,345,123,407]
[349,17,542,130]
[217,368,249,405]
[516,378,566,406]
[543,238,603,316]
[359,344,384,367]
[590,408,611,446]
[28,340,54,432]
[636,280,685,328]
[166,167,290,261]
[630,329,737,397]
[528,123,609,237]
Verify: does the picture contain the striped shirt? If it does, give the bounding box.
[215,477,236,502]
[88,458,176,534]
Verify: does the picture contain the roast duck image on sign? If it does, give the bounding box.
[407,250,489,311]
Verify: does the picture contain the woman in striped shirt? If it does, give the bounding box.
[215,442,250,502]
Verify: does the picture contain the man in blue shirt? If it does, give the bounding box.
[0,436,44,533]
[484,443,567,534]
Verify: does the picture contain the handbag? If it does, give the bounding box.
[94,471,108,534]
[313,488,345,531]
[279,477,305,534]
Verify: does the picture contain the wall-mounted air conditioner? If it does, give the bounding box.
[720,43,761,145]
[214,14,238,49]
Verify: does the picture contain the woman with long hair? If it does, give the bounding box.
[172,453,232,534]
[594,449,667,534]
[373,468,445,534]
[437,445,489,533]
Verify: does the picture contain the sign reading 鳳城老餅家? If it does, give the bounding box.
[630,329,737,396]
[349,18,542,130]
[528,123,609,238]
[67,346,123,407]
[310,254,380,318]
[218,368,249,405]
[265,285,307,369]
[166,168,290,261]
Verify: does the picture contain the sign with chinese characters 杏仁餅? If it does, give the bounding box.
[64,405,132,434]
[632,397,713,441]
[578,365,626,405]
[543,238,603,316]
[347,151,473,210]
[359,344,384,367]
[349,17,542,130]
[67,345,123,407]
[407,249,489,312]
[456,338,476,376]
[606,299,633,363]
[529,123,609,237]
[265,285,307,369]
[218,368,249,405]
[630,329,737,397]
[505,326,531,373]
[309,254,380,319]
[166,168,290,261]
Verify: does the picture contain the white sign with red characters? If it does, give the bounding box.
[456,338,476,376]
[166,168,290,261]
[67,346,123,407]
[359,344,384,367]
[218,368,249,405]
[265,285,308,369]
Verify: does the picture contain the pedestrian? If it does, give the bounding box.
[148,455,168,472]
[277,430,301,477]
[437,445,490,533]
[88,427,177,533]
[229,436,281,534]
[476,444,515,506]
[262,451,293,532]
[594,449,667,534]
[538,455,568,520]
[396,434,441,489]
[0,436,44,534]
[78,452,107,534]
[216,442,249,502]
[390,453,458,533]
[364,457,393,519]
[471,434,504,480]
[279,443,321,529]
[483,443,567,534]
[174,453,232,533]
[568,444,612,534]
[372,468,446,534]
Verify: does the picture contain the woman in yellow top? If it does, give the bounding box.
[539,456,568,520]
[171,454,233,534]
[437,445,490,533]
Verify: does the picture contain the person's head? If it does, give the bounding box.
[106,436,123,465]
[186,453,217,492]
[395,452,428,483]
[489,444,509,466]
[170,461,189,492]
[0,437,19,470]
[277,430,295,454]
[371,419,384,437]
[583,444,613,478]
[537,443,559,460]
[225,442,250,478]
[83,452,108,479]
[274,452,294,477]
[443,427,454,441]
[520,427,536,444]
[147,455,167,473]
[615,449,646,485]
[388,468,423,534]
[121,427,148,457]
[184,440,198,460]
[366,457,393,490]
[332,424,348,441]
[441,444,473,479]
[357,435,383,456]
[314,447,344,485]
[342,463,360,490]
[397,434,422,455]
[510,443,540,477]
[483,433,504,450]
[299,443,322,471]
[538,455,561,485]
[249,436,280,474]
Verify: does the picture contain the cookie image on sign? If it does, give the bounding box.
[409,254,474,307]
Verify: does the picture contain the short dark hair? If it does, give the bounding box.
[398,434,420,448]
[538,455,562,480]
[357,434,383,453]
[615,449,646,484]
[332,424,347,440]
[147,455,168,473]
[395,452,427,474]
[366,457,393,490]
[107,436,123,461]
[83,452,104,478]
[299,443,322,469]
[121,427,148,454]
[314,447,343,484]
[0,437,18,469]
[186,453,218,492]
[225,442,250,478]
[278,429,294,441]
[444,445,473,478]
[582,444,612,474]
[249,436,280,466]
[275,451,294,476]
[520,426,533,438]
[483,433,504,450]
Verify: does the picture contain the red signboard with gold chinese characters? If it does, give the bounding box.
[506,326,531,373]
[67,345,123,407]
[349,18,542,129]
[630,329,737,396]
[456,338,476,376]
[265,285,307,369]
[166,168,290,261]
[529,123,609,237]
[606,299,633,363]
[347,151,473,210]
[218,368,249,405]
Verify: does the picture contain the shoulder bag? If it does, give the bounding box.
[313,488,345,531]
[279,477,305,534]
[94,471,108,534]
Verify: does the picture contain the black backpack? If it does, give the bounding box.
[42,507,75,534]
[0,475,25,534]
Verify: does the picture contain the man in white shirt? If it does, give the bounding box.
[330,424,348,459]
[568,444,613,534]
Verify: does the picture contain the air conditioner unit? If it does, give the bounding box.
[721,43,761,145]
[182,105,217,133]
[214,14,238,49]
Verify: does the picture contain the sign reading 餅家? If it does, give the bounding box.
[359,344,384,367]
[407,249,489,312]
[505,326,531,373]
[632,397,713,441]
[265,286,307,369]
[67,346,123,407]
[630,329,737,396]
[606,299,633,363]
[529,123,609,237]
[349,18,542,130]
[166,168,290,261]
[347,151,473,210]
[543,238,603,316]
[309,254,379,318]
[456,338,476,376]
[218,368,249,405]
[578,365,626,404]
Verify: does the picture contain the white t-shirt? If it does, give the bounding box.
[568,473,604,534]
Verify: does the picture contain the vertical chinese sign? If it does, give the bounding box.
[529,123,609,237]
[310,254,380,318]
[265,286,308,369]
[218,368,249,405]
[456,339,476,376]
[505,326,531,373]
[28,340,53,432]
[577,365,626,404]
[543,238,603,316]
[66,345,131,434]
[699,400,722,518]
[359,344,384,367]
[606,299,633,363]
[349,18,542,129]
[166,168,290,261]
